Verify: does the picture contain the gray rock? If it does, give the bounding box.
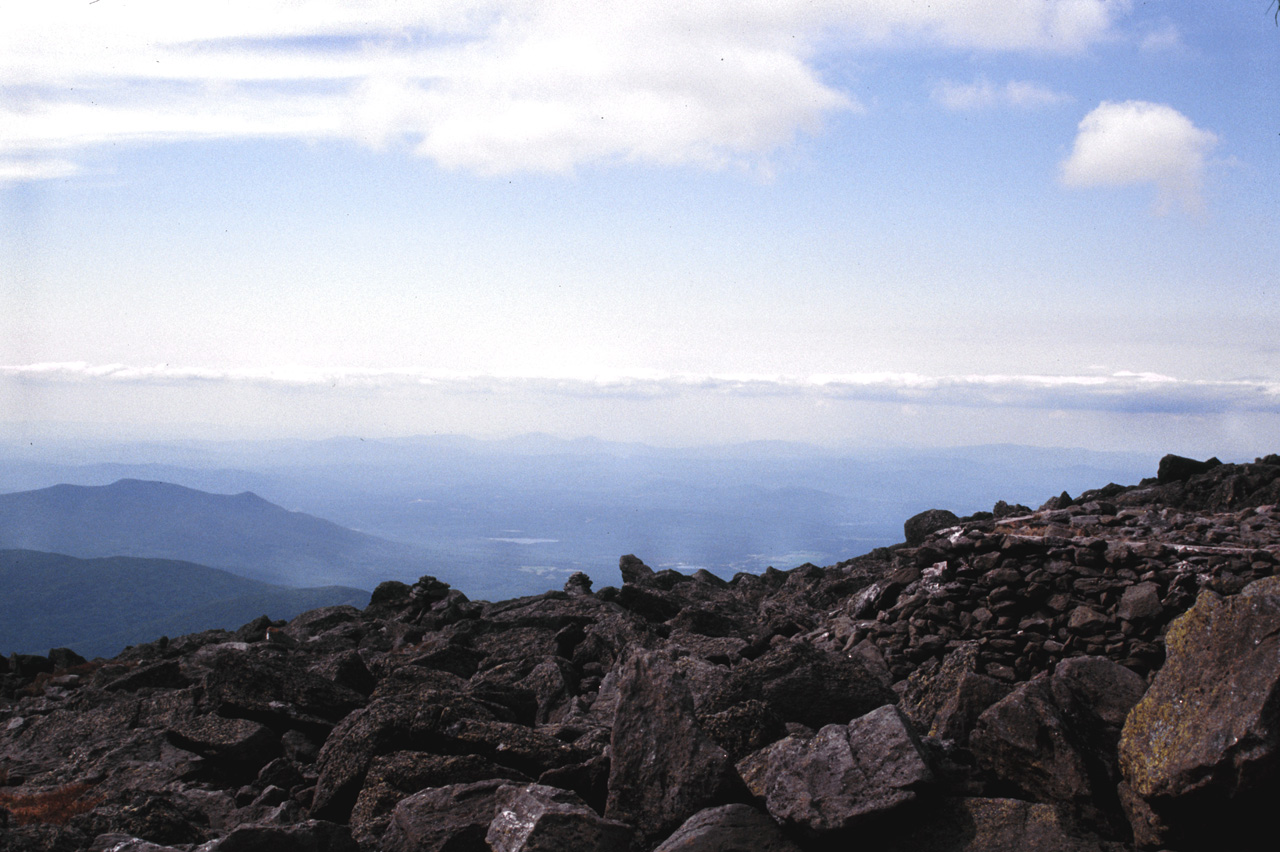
[905,509,961,546]
[738,705,932,835]
[486,783,634,851]
[381,779,508,852]
[200,819,357,852]
[166,715,281,772]
[605,650,738,845]
[652,804,802,852]
[1116,582,1163,623]
[877,797,1127,852]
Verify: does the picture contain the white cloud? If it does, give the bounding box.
[3,363,1275,415]
[0,158,80,184]
[1140,22,1185,54]
[0,1,1129,179]
[1059,100,1218,213]
[932,78,1072,111]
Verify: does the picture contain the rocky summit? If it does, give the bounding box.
[2,454,1280,852]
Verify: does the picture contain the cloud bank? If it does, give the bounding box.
[2,1,1129,180]
[3,363,1275,416]
[1060,100,1218,213]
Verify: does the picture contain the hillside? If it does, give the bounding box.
[1,454,1278,852]
[0,550,369,659]
[0,479,465,592]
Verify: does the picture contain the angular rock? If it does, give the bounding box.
[878,797,1126,852]
[738,705,932,835]
[1157,454,1221,484]
[652,804,802,852]
[1118,578,1280,850]
[349,753,527,845]
[705,641,895,730]
[619,554,655,585]
[203,820,357,852]
[166,715,281,773]
[486,783,634,851]
[905,509,961,546]
[1116,582,1162,623]
[203,652,364,736]
[311,692,497,821]
[605,650,738,845]
[381,779,507,852]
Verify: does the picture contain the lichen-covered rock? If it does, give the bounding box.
[1118,577,1280,850]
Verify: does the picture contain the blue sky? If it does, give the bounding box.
[2,1,1278,455]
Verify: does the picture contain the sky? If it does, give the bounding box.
[1,1,1278,456]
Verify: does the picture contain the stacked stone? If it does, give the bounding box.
[837,499,1279,684]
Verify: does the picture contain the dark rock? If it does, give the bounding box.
[311,692,498,821]
[1116,582,1163,623]
[204,819,357,852]
[619,554,655,585]
[563,572,593,595]
[878,797,1126,851]
[486,783,634,851]
[738,704,932,835]
[350,753,527,845]
[166,715,281,774]
[605,650,738,845]
[706,641,894,730]
[1157,454,1222,483]
[971,657,1144,833]
[381,779,508,852]
[905,510,961,546]
[652,803,803,852]
[368,580,411,609]
[104,660,189,692]
[204,651,365,736]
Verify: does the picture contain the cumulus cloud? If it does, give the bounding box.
[1059,100,1218,213]
[3,363,1275,415]
[932,77,1072,111]
[0,1,1129,179]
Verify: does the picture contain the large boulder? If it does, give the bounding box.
[737,705,932,836]
[486,783,634,851]
[704,641,895,730]
[311,692,498,821]
[905,509,961,546]
[652,804,803,852]
[1156,454,1221,484]
[381,780,507,852]
[1119,577,1280,850]
[605,650,738,845]
[971,658,1145,833]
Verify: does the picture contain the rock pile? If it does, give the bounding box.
[0,454,1278,852]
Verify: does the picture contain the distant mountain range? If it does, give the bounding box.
[0,478,448,590]
[0,549,369,658]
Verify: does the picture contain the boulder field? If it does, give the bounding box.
[2,454,1279,851]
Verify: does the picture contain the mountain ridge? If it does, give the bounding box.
[0,478,452,591]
